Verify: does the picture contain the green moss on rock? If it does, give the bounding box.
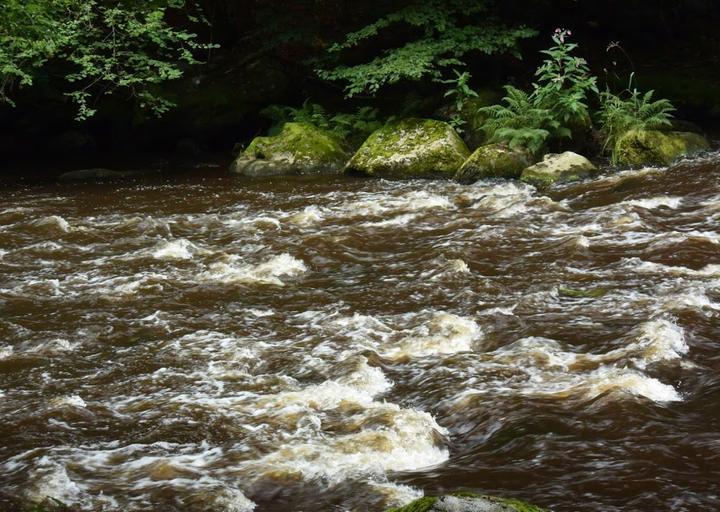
[387,493,547,512]
[520,151,597,189]
[230,122,348,177]
[613,129,710,167]
[456,143,532,183]
[345,118,471,179]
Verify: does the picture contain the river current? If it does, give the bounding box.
[1,154,719,511]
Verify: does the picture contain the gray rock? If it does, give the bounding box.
[520,151,597,188]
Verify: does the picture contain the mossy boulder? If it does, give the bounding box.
[456,144,533,183]
[520,151,597,189]
[613,129,710,167]
[345,118,471,179]
[231,122,348,177]
[387,493,547,512]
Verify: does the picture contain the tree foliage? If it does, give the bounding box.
[317,0,536,97]
[0,0,213,120]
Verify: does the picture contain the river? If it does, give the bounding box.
[1,154,719,511]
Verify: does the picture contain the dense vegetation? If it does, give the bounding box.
[0,0,718,164]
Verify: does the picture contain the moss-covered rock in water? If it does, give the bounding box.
[455,144,533,183]
[387,493,547,512]
[230,122,348,177]
[520,151,597,189]
[613,129,710,167]
[345,118,470,179]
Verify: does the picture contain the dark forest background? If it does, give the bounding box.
[1,0,718,171]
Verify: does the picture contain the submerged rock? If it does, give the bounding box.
[455,143,532,183]
[558,286,608,299]
[231,122,348,177]
[613,129,710,167]
[346,118,470,179]
[520,151,597,188]
[388,494,547,512]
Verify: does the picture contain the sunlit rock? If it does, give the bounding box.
[231,122,348,177]
[520,151,597,188]
[614,129,710,167]
[455,143,532,183]
[346,118,470,179]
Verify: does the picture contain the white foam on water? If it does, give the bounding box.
[0,345,14,360]
[167,331,261,378]
[363,213,419,227]
[575,235,591,248]
[625,196,683,209]
[624,258,720,277]
[287,205,325,226]
[24,460,83,504]
[454,320,688,405]
[336,190,453,218]
[198,254,307,286]
[30,338,80,355]
[113,274,167,296]
[380,312,481,361]
[556,367,682,402]
[224,215,281,231]
[427,258,471,280]
[50,395,87,408]
[33,215,71,232]
[368,481,424,509]
[152,239,209,260]
[206,488,257,512]
[255,359,392,413]
[659,289,720,313]
[628,319,689,368]
[249,405,448,485]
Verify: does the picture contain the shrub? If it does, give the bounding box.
[480,30,596,155]
[597,74,675,161]
[260,101,383,146]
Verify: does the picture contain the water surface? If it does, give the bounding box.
[1,156,719,511]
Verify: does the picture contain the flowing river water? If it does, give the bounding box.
[0,154,719,512]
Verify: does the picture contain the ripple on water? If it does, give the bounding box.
[1,157,719,511]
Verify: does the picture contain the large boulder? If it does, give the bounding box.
[613,129,710,167]
[520,151,597,188]
[231,122,348,177]
[346,118,470,179]
[455,144,532,183]
[387,494,547,512]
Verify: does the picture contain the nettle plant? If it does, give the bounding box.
[480,29,598,155]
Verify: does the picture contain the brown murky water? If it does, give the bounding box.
[1,155,719,512]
